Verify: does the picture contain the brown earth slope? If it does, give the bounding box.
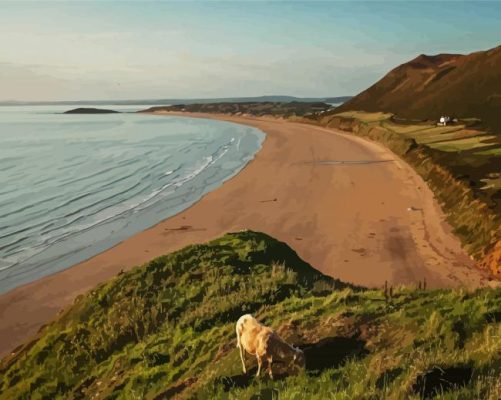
[336,45,501,133]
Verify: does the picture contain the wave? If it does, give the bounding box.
[0,193,65,221]
[36,139,235,247]
[0,114,263,292]
[2,163,154,227]
[42,180,146,235]
[56,156,144,188]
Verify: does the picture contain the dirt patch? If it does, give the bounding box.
[214,367,289,392]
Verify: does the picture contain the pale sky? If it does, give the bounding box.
[1,0,500,101]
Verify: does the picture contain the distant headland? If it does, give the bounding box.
[64,108,119,114]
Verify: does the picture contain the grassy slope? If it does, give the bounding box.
[1,232,499,400]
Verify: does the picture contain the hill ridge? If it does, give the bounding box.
[337,45,501,132]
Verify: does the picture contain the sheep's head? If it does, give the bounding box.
[292,347,306,369]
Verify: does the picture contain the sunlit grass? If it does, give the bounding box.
[475,147,501,156]
[338,111,497,153]
[428,135,498,152]
[334,111,393,122]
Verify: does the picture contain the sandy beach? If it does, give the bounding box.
[0,113,492,358]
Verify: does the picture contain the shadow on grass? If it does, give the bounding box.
[250,388,279,400]
[214,336,368,393]
[301,336,368,376]
[215,366,289,392]
[153,377,197,400]
[412,365,472,399]
[376,367,403,389]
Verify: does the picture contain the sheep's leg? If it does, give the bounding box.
[239,346,247,374]
[267,356,274,380]
[256,355,263,377]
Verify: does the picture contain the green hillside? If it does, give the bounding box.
[1,232,499,400]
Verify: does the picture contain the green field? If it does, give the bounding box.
[429,136,497,152]
[340,112,501,158]
[1,232,499,400]
[333,111,393,123]
[322,111,501,195]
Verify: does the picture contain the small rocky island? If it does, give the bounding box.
[64,108,119,114]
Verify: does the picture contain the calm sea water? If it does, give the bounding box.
[0,105,264,293]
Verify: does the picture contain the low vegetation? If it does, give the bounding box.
[140,101,333,117]
[1,231,499,399]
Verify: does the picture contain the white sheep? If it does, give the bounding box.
[235,314,305,379]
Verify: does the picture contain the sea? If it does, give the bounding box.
[0,105,264,294]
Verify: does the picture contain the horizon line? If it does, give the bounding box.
[0,94,353,105]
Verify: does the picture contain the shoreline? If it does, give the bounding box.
[0,114,264,295]
[0,112,493,358]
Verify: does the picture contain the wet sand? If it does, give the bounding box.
[0,113,492,357]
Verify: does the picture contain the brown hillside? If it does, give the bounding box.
[337,45,501,133]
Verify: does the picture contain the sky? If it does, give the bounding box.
[1,0,500,101]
